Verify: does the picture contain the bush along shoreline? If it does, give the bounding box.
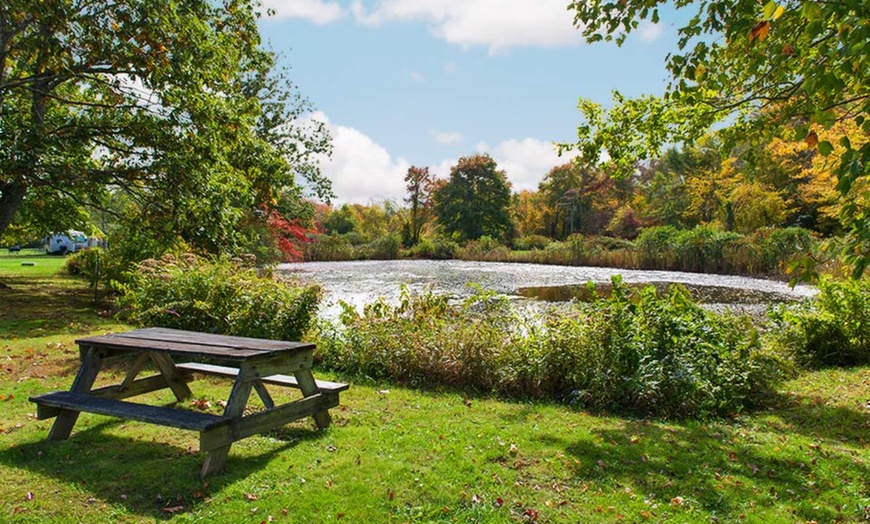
[315,278,783,420]
[302,225,834,281]
[112,255,869,421]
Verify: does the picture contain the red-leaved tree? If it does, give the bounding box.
[266,210,312,262]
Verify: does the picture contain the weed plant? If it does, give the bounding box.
[316,278,779,419]
[768,277,870,368]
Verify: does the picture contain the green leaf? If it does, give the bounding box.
[818,141,834,156]
[801,2,822,21]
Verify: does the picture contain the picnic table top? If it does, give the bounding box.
[75,327,315,361]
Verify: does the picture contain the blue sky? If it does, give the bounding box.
[258,0,684,204]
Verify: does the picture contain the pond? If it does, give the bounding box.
[278,260,816,316]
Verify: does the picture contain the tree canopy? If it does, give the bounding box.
[433,154,513,241]
[0,0,330,255]
[564,0,869,275]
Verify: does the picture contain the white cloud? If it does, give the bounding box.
[637,20,664,42]
[484,137,579,192]
[433,131,462,145]
[310,112,410,204]
[407,70,426,83]
[351,0,581,52]
[308,113,577,203]
[263,0,345,24]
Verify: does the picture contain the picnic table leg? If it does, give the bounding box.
[200,377,253,477]
[48,346,104,440]
[149,353,193,402]
[293,369,331,429]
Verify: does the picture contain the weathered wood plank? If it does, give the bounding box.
[200,373,253,477]
[149,353,193,401]
[73,337,266,360]
[176,362,349,392]
[92,373,192,399]
[47,346,104,440]
[118,353,151,391]
[239,351,313,380]
[253,380,275,409]
[128,327,314,351]
[76,328,314,355]
[31,391,221,431]
[294,368,331,429]
[200,393,339,451]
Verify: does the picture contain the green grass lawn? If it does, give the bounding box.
[1,265,868,523]
[0,251,65,276]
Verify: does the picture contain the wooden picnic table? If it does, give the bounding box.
[30,327,348,477]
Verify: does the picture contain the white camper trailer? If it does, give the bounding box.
[45,230,89,254]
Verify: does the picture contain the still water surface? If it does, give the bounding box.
[278,260,815,314]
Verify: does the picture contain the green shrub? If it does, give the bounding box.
[757,227,819,274]
[304,234,355,261]
[362,233,401,260]
[316,278,778,419]
[117,254,321,341]
[457,236,506,258]
[64,248,105,279]
[769,277,870,368]
[588,236,634,251]
[64,247,137,291]
[513,235,551,251]
[635,226,680,269]
[406,237,458,259]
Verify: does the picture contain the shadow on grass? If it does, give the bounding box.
[0,274,118,340]
[537,394,869,523]
[0,419,328,520]
[767,390,870,444]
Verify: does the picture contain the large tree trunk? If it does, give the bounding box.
[0,180,27,239]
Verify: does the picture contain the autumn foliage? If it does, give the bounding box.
[266,210,312,262]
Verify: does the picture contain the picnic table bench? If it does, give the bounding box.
[30,327,348,477]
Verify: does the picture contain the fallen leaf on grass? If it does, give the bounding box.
[245,493,258,501]
[191,398,211,410]
[162,505,184,513]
